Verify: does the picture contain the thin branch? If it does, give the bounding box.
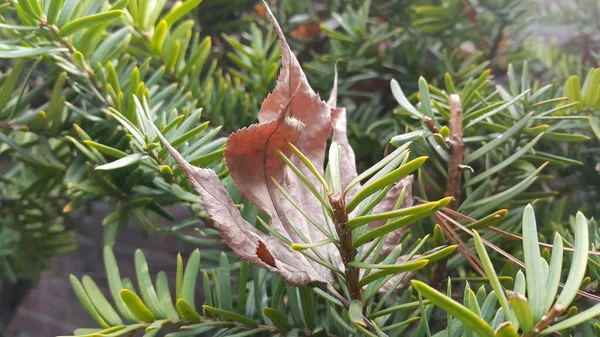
[445,94,464,210]
[431,95,464,287]
[329,193,362,302]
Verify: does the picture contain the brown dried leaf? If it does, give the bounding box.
[162,3,339,285]
[158,2,419,289]
[155,128,329,285]
[259,4,331,169]
[225,115,305,242]
[328,68,358,198]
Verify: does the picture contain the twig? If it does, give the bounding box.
[431,95,464,287]
[445,94,464,209]
[328,193,362,302]
[423,116,439,133]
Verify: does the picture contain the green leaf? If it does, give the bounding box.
[417,245,457,262]
[288,141,329,192]
[349,300,366,327]
[564,75,582,111]
[60,10,124,36]
[47,71,67,134]
[464,90,530,128]
[390,131,432,148]
[96,153,148,170]
[345,143,411,193]
[81,275,123,326]
[391,79,424,119]
[26,0,43,17]
[346,201,442,229]
[347,156,428,212]
[291,239,336,251]
[84,140,128,158]
[176,253,183,300]
[217,252,232,311]
[299,286,316,329]
[151,20,168,54]
[494,322,519,337]
[90,27,131,65]
[63,325,133,337]
[17,0,39,19]
[464,133,544,187]
[358,260,429,286]
[0,23,40,31]
[203,305,258,327]
[155,271,179,319]
[543,233,563,314]
[353,198,450,247]
[589,116,600,141]
[462,163,547,218]
[177,36,211,80]
[158,121,210,157]
[473,230,514,324]
[276,152,333,218]
[176,298,201,321]
[0,46,68,58]
[412,280,494,337]
[145,319,168,333]
[120,289,156,322]
[0,60,24,113]
[418,77,435,122]
[313,287,343,307]
[262,307,292,332]
[467,209,508,229]
[369,300,425,319]
[584,69,600,107]
[135,249,166,318]
[556,211,589,308]
[238,261,248,314]
[104,247,138,322]
[70,275,110,328]
[507,292,533,333]
[539,132,589,143]
[464,112,534,164]
[47,0,65,24]
[162,0,203,27]
[522,204,546,322]
[181,249,200,310]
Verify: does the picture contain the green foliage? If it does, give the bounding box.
[414,206,596,337]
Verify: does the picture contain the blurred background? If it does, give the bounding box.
[1,0,599,335]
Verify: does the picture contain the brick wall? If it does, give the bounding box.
[9,202,205,337]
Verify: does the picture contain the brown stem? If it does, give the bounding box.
[328,193,362,302]
[445,94,464,209]
[523,303,566,337]
[423,116,439,133]
[432,95,464,288]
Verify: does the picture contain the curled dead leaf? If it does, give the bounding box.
[157,2,418,290]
